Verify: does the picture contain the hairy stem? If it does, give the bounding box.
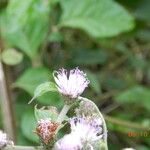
[57,104,70,123]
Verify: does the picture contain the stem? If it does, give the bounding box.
[3,146,43,150]
[0,62,16,141]
[78,96,108,150]
[105,115,149,130]
[57,104,70,123]
[0,38,16,141]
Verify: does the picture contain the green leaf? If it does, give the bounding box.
[136,146,150,150]
[136,29,150,42]
[17,130,35,146]
[13,67,63,106]
[101,74,126,90]
[34,106,58,122]
[21,109,39,143]
[30,82,58,103]
[0,0,51,58]
[73,50,108,65]
[1,48,23,65]
[37,92,63,107]
[59,0,134,38]
[115,86,150,111]
[134,0,150,22]
[13,67,51,95]
[115,86,150,103]
[86,70,101,94]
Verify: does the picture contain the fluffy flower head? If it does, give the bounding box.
[70,117,103,142]
[54,133,83,150]
[53,67,90,99]
[0,130,7,148]
[54,117,103,150]
[122,148,136,150]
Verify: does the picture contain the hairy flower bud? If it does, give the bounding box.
[36,119,59,144]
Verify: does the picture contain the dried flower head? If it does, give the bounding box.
[36,119,59,144]
[0,130,7,148]
[53,67,89,101]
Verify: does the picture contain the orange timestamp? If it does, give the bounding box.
[127,131,150,137]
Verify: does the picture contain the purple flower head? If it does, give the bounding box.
[54,117,103,150]
[53,67,90,99]
[70,117,103,142]
[0,130,13,148]
[54,133,83,150]
[122,148,136,150]
[0,131,7,148]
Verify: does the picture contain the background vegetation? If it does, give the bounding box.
[0,0,150,149]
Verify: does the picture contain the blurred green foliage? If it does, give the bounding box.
[0,0,150,149]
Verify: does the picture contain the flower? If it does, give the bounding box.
[122,148,136,150]
[36,119,59,144]
[54,117,103,150]
[53,67,90,100]
[70,117,103,142]
[0,130,7,148]
[53,133,83,150]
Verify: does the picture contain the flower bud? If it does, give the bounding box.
[36,119,59,145]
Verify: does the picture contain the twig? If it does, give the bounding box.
[0,62,15,140]
[99,90,118,100]
[104,115,149,130]
[103,103,120,114]
[0,38,16,141]
[96,90,118,107]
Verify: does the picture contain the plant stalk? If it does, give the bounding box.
[57,104,70,123]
